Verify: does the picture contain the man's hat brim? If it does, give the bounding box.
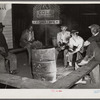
[71,30,79,34]
[61,26,67,28]
[88,24,100,29]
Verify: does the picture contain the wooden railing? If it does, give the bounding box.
[0,58,99,89]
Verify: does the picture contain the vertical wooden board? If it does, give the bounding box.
[91,64,100,83]
[0,4,13,49]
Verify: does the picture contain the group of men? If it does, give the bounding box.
[0,24,35,74]
[0,22,100,75]
[56,24,100,70]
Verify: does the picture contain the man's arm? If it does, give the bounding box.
[84,41,90,46]
[87,33,100,43]
[84,33,100,47]
[72,39,84,54]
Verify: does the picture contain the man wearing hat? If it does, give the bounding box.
[0,23,17,74]
[0,23,8,56]
[78,24,100,65]
[66,30,84,70]
[56,25,71,67]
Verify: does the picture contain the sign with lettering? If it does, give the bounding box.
[33,4,60,24]
[37,10,54,18]
[32,20,60,24]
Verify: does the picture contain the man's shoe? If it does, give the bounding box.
[78,54,94,66]
[76,79,86,84]
[78,60,89,65]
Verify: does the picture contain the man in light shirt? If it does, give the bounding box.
[78,24,100,65]
[57,26,70,46]
[66,30,84,70]
[56,25,71,67]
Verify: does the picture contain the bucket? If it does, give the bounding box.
[32,48,57,83]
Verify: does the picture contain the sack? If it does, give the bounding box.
[31,40,43,49]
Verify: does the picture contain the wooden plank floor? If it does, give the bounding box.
[0,52,99,89]
[48,59,99,89]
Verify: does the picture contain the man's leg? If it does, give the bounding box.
[26,47,32,65]
[7,53,17,73]
[72,53,77,69]
[64,49,69,67]
[55,48,59,61]
[0,55,6,73]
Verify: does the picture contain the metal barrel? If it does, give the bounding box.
[32,48,57,83]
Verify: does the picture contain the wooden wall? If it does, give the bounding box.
[0,4,13,49]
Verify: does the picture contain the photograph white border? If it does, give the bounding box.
[0,1,100,99]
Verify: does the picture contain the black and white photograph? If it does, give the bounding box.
[0,1,100,93]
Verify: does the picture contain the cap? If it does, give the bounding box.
[88,24,100,30]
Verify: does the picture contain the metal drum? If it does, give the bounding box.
[32,48,57,83]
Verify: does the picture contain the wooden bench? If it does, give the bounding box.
[0,73,51,89]
[9,48,27,54]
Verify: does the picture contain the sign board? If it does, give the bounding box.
[33,4,60,23]
[32,20,60,24]
[37,10,54,18]
[32,4,60,46]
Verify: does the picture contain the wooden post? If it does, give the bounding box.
[90,64,100,84]
[45,24,48,46]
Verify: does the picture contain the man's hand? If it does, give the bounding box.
[66,52,73,57]
[84,41,90,46]
[60,46,65,50]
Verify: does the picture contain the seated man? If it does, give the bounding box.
[66,30,84,70]
[78,24,100,65]
[0,23,17,74]
[20,25,34,48]
[20,25,35,64]
[56,25,71,67]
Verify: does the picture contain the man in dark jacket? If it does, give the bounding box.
[0,23,8,57]
[0,23,17,74]
[78,24,100,65]
[20,25,35,65]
